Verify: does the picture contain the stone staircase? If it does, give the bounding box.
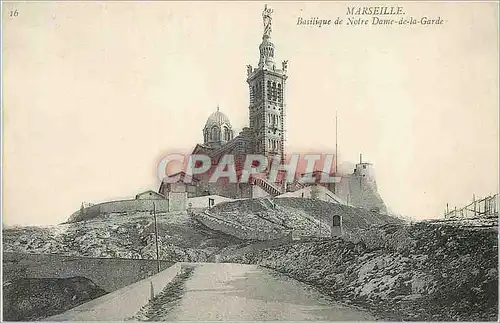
[252,177,283,197]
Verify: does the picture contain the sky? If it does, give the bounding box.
[2,1,498,226]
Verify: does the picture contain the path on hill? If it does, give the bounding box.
[161,263,375,321]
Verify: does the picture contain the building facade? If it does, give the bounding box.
[181,5,387,213]
[246,13,287,164]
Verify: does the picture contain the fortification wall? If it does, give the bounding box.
[188,195,235,209]
[166,192,187,212]
[193,211,289,241]
[3,253,173,293]
[278,185,344,204]
[46,263,184,321]
[337,175,387,213]
[192,162,253,199]
[68,199,169,223]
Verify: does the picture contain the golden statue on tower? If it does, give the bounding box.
[262,4,273,37]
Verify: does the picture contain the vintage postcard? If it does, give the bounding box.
[2,1,498,321]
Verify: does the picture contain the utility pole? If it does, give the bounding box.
[319,216,321,237]
[334,110,338,194]
[359,153,363,190]
[153,202,161,274]
[473,194,476,217]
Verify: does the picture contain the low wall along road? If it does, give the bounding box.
[45,263,183,321]
[47,263,375,321]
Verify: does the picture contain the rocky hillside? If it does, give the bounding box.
[222,222,498,321]
[203,197,403,238]
[4,199,496,321]
[3,276,107,321]
[3,198,402,259]
[3,212,241,262]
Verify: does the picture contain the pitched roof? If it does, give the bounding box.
[162,171,200,183]
[135,190,166,199]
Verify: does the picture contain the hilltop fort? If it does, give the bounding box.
[70,5,387,222]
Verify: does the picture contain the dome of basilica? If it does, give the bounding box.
[203,107,234,148]
[204,107,232,129]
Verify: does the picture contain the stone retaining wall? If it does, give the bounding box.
[194,211,289,241]
[45,263,184,321]
[68,199,169,223]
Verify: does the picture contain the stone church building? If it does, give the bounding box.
[188,4,287,200]
[70,5,387,223]
[179,5,387,214]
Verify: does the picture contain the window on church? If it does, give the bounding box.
[223,127,230,141]
[212,126,220,142]
[269,82,275,101]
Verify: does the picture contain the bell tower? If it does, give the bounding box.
[247,4,287,164]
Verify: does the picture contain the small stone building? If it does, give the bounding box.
[135,190,166,200]
[159,172,199,212]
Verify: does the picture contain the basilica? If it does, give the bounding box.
[178,5,386,213]
[71,5,387,222]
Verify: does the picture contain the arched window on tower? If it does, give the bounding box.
[250,85,255,104]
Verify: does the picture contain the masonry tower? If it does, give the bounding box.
[246,5,287,164]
